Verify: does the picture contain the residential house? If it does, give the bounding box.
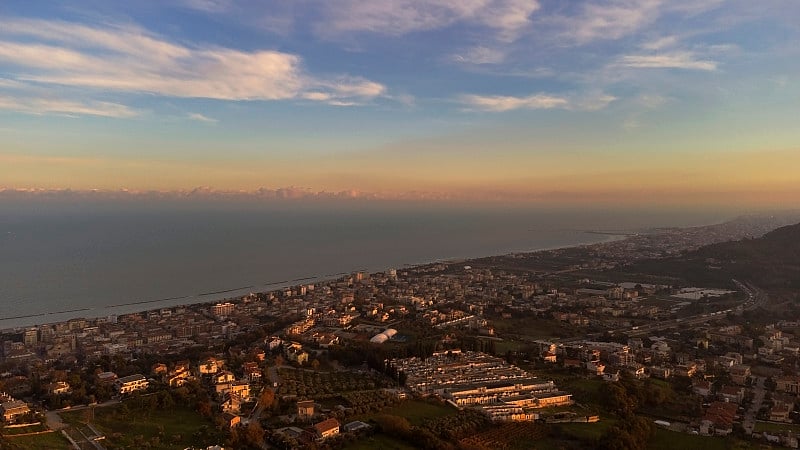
[213,371,235,385]
[700,402,737,436]
[729,365,751,385]
[719,386,744,404]
[47,381,71,395]
[114,374,149,394]
[168,370,190,387]
[0,400,30,423]
[297,400,315,419]
[313,418,340,441]
[777,376,800,395]
[221,412,241,429]
[693,380,712,398]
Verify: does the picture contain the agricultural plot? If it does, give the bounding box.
[460,422,548,450]
[276,368,391,398]
[2,430,72,449]
[61,404,219,450]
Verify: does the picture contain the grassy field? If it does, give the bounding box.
[648,428,753,450]
[2,430,72,449]
[62,404,218,450]
[377,399,456,426]
[343,433,418,450]
[557,417,617,441]
[1,423,49,435]
[754,420,800,433]
[492,317,581,340]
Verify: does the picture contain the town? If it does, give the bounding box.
[1,217,800,449]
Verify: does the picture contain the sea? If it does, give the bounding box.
[0,199,735,329]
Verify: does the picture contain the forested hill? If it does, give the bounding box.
[616,222,800,290]
[693,222,800,289]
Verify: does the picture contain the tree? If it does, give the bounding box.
[245,421,265,447]
[259,388,275,409]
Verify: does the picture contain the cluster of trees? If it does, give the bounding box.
[594,379,667,449]
[597,415,655,450]
[371,409,490,450]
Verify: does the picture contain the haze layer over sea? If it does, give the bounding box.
[0,199,735,329]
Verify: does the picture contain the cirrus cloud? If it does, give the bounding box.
[619,52,717,70]
[0,17,388,108]
[460,91,615,112]
[316,0,540,42]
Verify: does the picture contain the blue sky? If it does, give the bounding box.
[1,0,799,206]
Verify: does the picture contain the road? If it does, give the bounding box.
[46,400,120,431]
[247,365,284,424]
[743,376,766,435]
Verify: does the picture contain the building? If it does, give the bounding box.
[47,381,71,395]
[221,412,241,429]
[96,371,118,384]
[0,400,30,423]
[297,400,315,419]
[700,402,737,436]
[777,376,800,394]
[313,418,340,441]
[114,374,149,394]
[213,371,235,385]
[168,370,190,387]
[211,302,235,317]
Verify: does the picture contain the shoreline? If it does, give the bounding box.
[0,231,621,332]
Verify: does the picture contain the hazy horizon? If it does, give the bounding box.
[1,1,799,209]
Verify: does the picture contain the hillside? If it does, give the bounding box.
[613,222,800,290]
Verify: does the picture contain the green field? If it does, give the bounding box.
[62,404,219,449]
[376,399,456,426]
[648,428,754,450]
[557,417,617,441]
[2,430,72,449]
[1,423,49,435]
[343,433,418,450]
[492,317,580,340]
[754,420,800,433]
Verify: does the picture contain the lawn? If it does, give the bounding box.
[558,416,617,441]
[2,430,72,449]
[1,423,49,435]
[648,428,754,450]
[754,420,800,433]
[62,404,219,450]
[563,377,605,405]
[492,318,580,340]
[343,433,418,450]
[378,399,456,426]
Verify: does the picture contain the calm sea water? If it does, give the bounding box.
[0,200,733,329]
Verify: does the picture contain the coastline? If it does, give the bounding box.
[0,231,621,332]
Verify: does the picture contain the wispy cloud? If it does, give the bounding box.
[451,46,507,65]
[460,93,568,112]
[316,0,540,42]
[640,35,680,50]
[459,91,615,112]
[552,0,662,44]
[180,0,231,13]
[0,95,139,118]
[187,112,217,123]
[0,18,387,106]
[619,52,717,70]
[548,0,724,45]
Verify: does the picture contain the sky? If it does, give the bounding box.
[1,0,799,207]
